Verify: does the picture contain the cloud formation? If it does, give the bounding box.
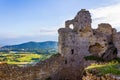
[39,28,58,35]
[90,2,120,31]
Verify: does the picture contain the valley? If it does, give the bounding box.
[0,52,54,66]
[0,41,58,66]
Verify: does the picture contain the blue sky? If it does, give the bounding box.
[0,0,120,46]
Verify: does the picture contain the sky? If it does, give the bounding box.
[0,0,120,46]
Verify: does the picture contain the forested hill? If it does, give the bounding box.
[0,41,58,53]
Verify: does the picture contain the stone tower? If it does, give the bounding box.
[57,9,92,80]
[58,9,92,57]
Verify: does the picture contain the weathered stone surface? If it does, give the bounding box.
[113,32,120,57]
[97,23,113,35]
[101,45,117,61]
[65,9,92,33]
[57,9,93,80]
[51,67,84,80]
[88,24,118,60]
[82,70,119,80]
[59,9,118,63]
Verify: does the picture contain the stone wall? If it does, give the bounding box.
[0,54,62,80]
[113,32,120,57]
[0,63,35,80]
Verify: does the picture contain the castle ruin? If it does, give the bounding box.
[56,9,119,79]
[0,9,120,80]
[58,9,118,61]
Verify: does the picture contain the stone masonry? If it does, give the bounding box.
[58,9,118,62]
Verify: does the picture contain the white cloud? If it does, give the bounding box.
[0,27,59,39]
[90,2,120,31]
[33,27,58,36]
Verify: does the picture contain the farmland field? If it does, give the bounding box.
[0,52,53,66]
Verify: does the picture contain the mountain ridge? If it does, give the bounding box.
[0,41,58,53]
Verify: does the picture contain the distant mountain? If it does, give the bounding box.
[0,41,58,53]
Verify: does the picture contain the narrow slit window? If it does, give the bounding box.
[65,60,67,64]
[71,49,74,54]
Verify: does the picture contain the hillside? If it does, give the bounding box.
[0,41,58,54]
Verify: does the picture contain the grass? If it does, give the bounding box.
[85,61,120,76]
[84,55,120,75]
[16,54,41,62]
[7,62,29,65]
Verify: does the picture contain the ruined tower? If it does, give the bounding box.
[58,9,92,58]
[65,9,92,33]
[57,9,92,80]
[56,9,118,80]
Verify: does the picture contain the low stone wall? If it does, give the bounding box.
[34,54,62,80]
[0,54,62,80]
[0,64,35,80]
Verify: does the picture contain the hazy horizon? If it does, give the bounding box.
[0,0,120,46]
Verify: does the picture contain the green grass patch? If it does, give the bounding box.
[85,55,120,75]
[86,61,120,76]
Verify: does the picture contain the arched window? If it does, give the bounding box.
[69,24,74,29]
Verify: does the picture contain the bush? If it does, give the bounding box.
[84,55,104,62]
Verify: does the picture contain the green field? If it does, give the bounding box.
[85,55,120,75]
[0,53,52,66]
